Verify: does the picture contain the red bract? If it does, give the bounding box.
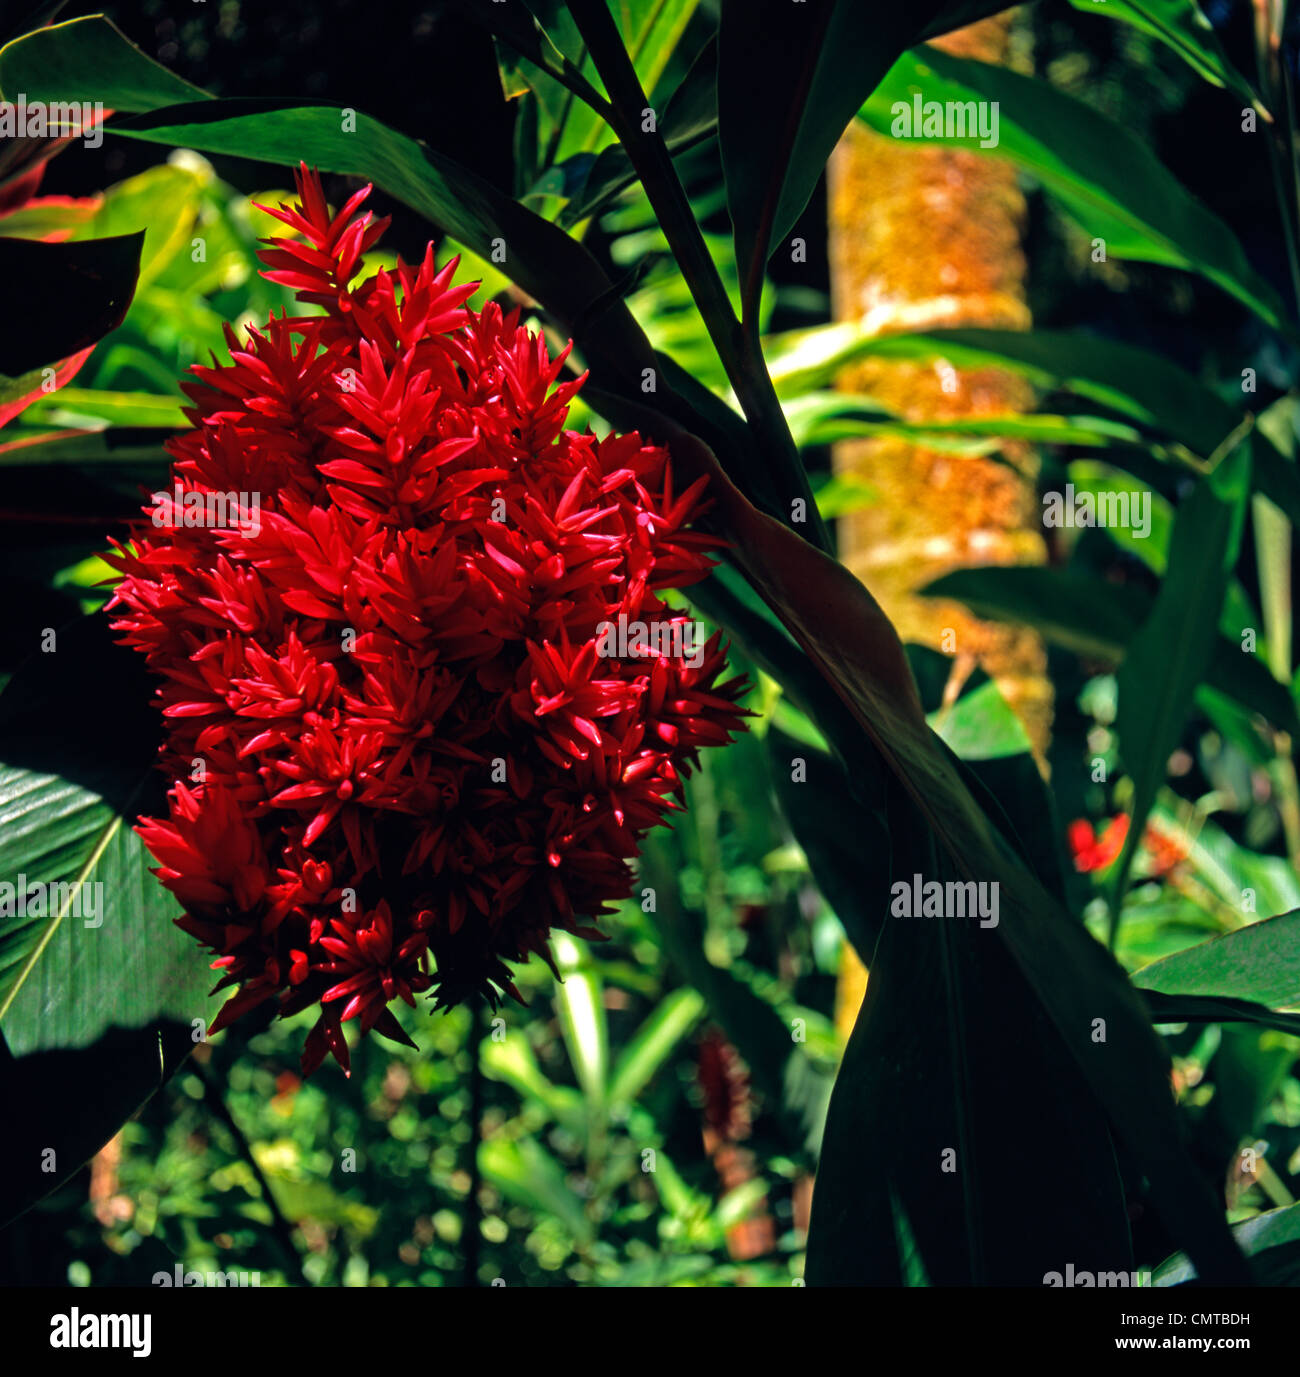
[107,165,748,1075]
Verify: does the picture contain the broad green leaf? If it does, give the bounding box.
[925,566,1145,662]
[1142,988,1300,1037]
[607,987,705,1107]
[1134,909,1300,1009]
[110,101,658,389]
[809,868,1132,1284]
[811,326,1300,536]
[0,615,217,1222]
[77,162,206,291]
[769,728,890,963]
[767,326,1236,453]
[859,49,1290,332]
[1066,461,1174,572]
[784,393,1149,452]
[1111,443,1253,912]
[0,18,662,402]
[0,616,215,1043]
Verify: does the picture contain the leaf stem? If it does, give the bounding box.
[195,1061,306,1282]
[462,1001,486,1287]
[565,0,831,554]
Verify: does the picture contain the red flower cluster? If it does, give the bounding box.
[107,165,747,1074]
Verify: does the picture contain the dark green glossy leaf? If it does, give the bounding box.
[1111,444,1252,908]
[0,231,143,376]
[664,427,1248,1282]
[809,848,1132,1285]
[0,14,210,111]
[718,0,953,320]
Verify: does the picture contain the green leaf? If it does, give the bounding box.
[551,932,607,1108]
[929,567,1147,663]
[20,388,185,429]
[718,0,957,321]
[0,16,663,404]
[666,427,1249,1282]
[77,163,207,291]
[607,987,705,1107]
[0,615,217,1223]
[0,15,211,111]
[769,729,890,963]
[1065,461,1174,572]
[560,36,719,228]
[929,679,1033,761]
[1067,0,1260,107]
[113,101,655,385]
[1134,909,1300,1009]
[859,49,1290,332]
[808,860,1133,1285]
[480,1029,585,1132]
[1141,989,1300,1037]
[478,1134,593,1245]
[1111,443,1253,914]
[923,566,1300,736]
[1155,1203,1300,1286]
[0,231,144,376]
[770,325,1231,450]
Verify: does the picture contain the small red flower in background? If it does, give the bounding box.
[1068,815,1129,873]
[107,165,748,1075]
[1068,814,1187,878]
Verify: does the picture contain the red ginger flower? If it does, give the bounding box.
[107,165,748,1075]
